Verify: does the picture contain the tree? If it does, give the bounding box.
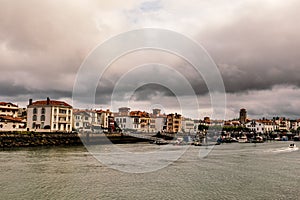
[198,124,208,131]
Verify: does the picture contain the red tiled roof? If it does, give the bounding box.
[96,109,111,114]
[0,115,24,123]
[0,102,18,107]
[31,100,72,107]
[149,113,167,118]
[130,111,149,117]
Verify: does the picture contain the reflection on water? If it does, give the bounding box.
[1,142,299,199]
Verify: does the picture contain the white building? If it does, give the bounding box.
[73,110,93,130]
[27,98,73,132]
[0,102,26,131]
[291,119,300,131]
[0,102,18,117]
[96,109,114,131]
[0,115,26,131]
[181,118,195,133]
[115,116,132,130]
[153,117,166,133]
[246,120,276,134]
[274,118,290,131]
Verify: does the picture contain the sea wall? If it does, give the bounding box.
[0,132,82,148]
[0,132,151,148]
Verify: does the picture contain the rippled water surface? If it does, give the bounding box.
[1,142,299,199]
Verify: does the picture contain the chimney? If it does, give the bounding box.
[29,99,32,105]
[47,97,50,105]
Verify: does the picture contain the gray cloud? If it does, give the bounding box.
[199,1,300,92]
[1,1,300,119]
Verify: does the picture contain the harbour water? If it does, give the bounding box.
[1,142,299,199]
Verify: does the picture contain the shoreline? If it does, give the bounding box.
[0,132,151,149]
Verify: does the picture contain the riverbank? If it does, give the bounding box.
[0,132,82,148]
[0,132,152,149]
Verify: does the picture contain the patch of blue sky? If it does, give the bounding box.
[139,0,163,12]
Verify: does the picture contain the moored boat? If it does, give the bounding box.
[238,136,249,143]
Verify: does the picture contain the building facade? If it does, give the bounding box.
[0,115,26,131]
[0,102,18,117]
[246,120,276,134]
[181,118,195,133]
[27,98,73,132]
[166,113,182,133]
[73,110,94,130]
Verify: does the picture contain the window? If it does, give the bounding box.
[68,110,71,115]
[123,118,126,123]
[59,109,67,114]
[41,108,45,114]
[53,124,56,129]
[41,115,45,121]
[76,122,79,126]
[0,124,2,128]
[33,108,37,114]
[13,125,16,128]
[33,115,37,121]
[32,122,36,129]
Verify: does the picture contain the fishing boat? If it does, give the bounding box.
[238,136,249,143]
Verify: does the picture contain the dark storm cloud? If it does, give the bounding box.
[0,80,71,100]
[0,0,100,100]
[129,83,175,101]
[1,0,300,119]
[199,1,300,93]
[0,81,31,96]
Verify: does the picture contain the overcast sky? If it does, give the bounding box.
[1,0,300,119]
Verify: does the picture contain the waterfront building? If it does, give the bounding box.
[181,118,195,133]
[149,109,167,133]
[114,111,141,131]
[0,115,26,131]
[118,107,130,116]
[114,108,136,131]
[152,116,167,133]
[17,108,27,118]
[166,113,182,133]
[0,102,26,131]
[114,108,166,133]
[273,117,290,131]
[73,110,95,130]
[193,120,201,132]
[96,109,114,132]
[210,120,224,126]
[130,111,150,132]
[114,116,132,130]
[291,119,300,131]
[0,102,18,117]
[27,98,73,132]
[245,119,276,134]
